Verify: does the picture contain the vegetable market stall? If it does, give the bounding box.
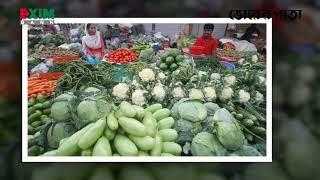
[26,24,267,158]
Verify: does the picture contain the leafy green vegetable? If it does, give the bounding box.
[228,145,262,156]
[50,101,71,121]
[47,122,77,149]
[191,132,227,156]
[174,119,202,144]
[77,101,98,120]
[178,100,207,122]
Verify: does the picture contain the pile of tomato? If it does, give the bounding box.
[106,49,139,64]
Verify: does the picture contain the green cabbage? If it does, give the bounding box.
[77,100,100,121]
[213,108,234,123]
[47,122,76,148]
[178,101,207,122]
[204,103,220,116]
[174,119,202,144]
[228,145,262,156]
[215,121,245,150]
[51,101,70,121]
[191,132,227,156]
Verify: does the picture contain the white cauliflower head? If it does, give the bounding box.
[138,68,155,82]
[152,84,166,101]
[172,87,185,98]
[210,73,221,81]
[220,87,234,100]
[203,87,217,102]
[198,71,207,77]
[158,72,166,79]
[238,58,245,65]
[252,55,258,63]
[224,74,236,87]
[256,91,264,103]
[258,76,266,85]
[112,83,129,99]
[189,88,204,100]
[239,89,250,103]
[132,89,146,106]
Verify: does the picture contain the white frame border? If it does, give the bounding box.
[22,18,272,162]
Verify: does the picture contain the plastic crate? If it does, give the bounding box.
[38,72,64,80]
[189,46,205,55]
[53,55,80,63]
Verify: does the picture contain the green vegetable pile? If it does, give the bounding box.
[158,48,188,72]
[28,94,53,156]
[39,101,181,156]
[56,61,116,94]
[171,98,265,156]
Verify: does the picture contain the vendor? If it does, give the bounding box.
[240,24,260,42]
[195,24,219,56]
[82,24,106,64]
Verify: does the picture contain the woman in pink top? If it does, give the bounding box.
[82,24,106,64]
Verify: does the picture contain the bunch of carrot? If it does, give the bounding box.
[28,75,57,99]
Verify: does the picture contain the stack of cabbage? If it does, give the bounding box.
[172,98,264,156]
[42,101,182,156]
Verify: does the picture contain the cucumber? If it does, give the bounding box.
[162,142,182,155]
[120,101,136,118]
[145,103,162,113]
[28,125,36,135]
[251,126,266,135]
[138,151,150,156]
[42,117,50,124]
[150,135,162,156]
[28,145,41,156]
[129,135,155,151]
[153,108,171,121]
[107,111,118,131]
[161,153,175,156]
[28,107,36,116]
[42,108,51,115]
[31,121,42,128]
[34,125,44,132]
[242,119,254,127]
[59,137,69,147]
[132,105,146,121]
[28,98,36,107]
[41,150,57,156]
[142,111,157,137]
[78,118,106,149]
[40,115,48,121]
[118,117,146,137]
[114,135,138,156]
[158,129,178,142]
[235,113,244,120]
[56,123,94,156]
[28,111,42,124]
[158,117,175,130]
[34,131,41,139]
[42,101,51,109]
[28,135,36,147]
[36,94,46,103]
[92,136,112,156]
[33,103,43,110]
[244,133,253,142]
[104,126,116,141]
[114,109,125,119]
